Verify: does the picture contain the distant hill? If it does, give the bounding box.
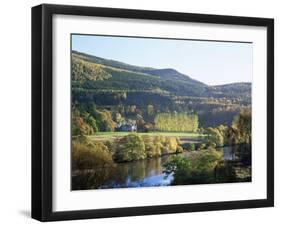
[72,51,209,97]
[73,51,203,87]
[72,51,251,127]
[72,50,250,99]
[141,68,205,86]
[72,50,153,73]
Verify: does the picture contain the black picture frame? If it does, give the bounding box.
[32,3,274,222]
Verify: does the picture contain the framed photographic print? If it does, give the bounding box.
[32,4,274,221]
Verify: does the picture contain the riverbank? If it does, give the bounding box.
[72,145,251,190]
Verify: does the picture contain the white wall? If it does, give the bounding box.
[0,0,279,225]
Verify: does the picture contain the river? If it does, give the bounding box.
[72,146,251,190]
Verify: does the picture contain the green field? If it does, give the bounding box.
[86,131,205,143]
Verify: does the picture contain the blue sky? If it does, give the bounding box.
[72,34,252,86]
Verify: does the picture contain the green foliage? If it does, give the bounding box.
[113,112,123,124]
[161,137,180,155]
[94,109,116,132]
[72,115,95,136]
[72,104,116,135]
[72,51,251,129]
[224,108,252,145]
[72,54,112,83]
[232,108,252,143]
[143,135,182,157]
[154,113,198,132]
[110,134,182,161]
[224,126,240,145]
[147,104,154,116]
[142,135,162,158]
[81,112,99,132]
[182,143,195,151]
[163,150,223,185]
[205,125,226,147]
[114,134,146,162]
[214,161,237,183]
[176,145,184,153]
[72,51,207,97]
[204,108,251,148]
[72,137,114,170]
[193,142,207,150]
[71,137,116,189]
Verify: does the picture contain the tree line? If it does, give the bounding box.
[154,113,198,132]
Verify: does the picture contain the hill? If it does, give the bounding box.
[71,51,251,127]
[72,51,208,96]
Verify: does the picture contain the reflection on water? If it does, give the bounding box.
[100,155,175,189]
[72,145,251,190]
[221,146,234,160]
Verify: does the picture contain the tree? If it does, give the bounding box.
[154,113,198,132]
[94,109,116,132]
[232,108,251,144]
[72,137,114,170]
[225,126,240,145]
[142,135,162,158]
[161,137,179,155]
[113,112,123,124]
[71,137,116,189]
[72,116,94,135]
[114,134,146,162]
[205,127,224,147]
[72,103,116,133]
[72,54,112,83]
[147,104,154,116]
[225,108,252,145]
[163,150,223,185]
[81,112,99,132]
[182,143,195,151]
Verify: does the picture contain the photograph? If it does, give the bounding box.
[71,34,252,190]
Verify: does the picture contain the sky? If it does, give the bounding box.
[72,34,252,86]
